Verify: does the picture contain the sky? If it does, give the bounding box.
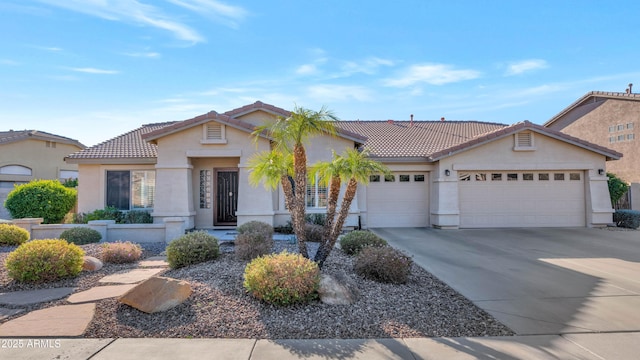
[2,1,640,147]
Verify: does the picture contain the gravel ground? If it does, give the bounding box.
[1,240,514,339]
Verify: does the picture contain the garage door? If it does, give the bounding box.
[366,172,429,227]
[459,171,585,228]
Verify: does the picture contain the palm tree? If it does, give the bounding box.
[250,106,338,258]
[312,148,389,267]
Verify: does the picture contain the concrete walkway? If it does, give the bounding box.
[2,333,640,359]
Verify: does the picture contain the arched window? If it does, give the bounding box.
[0,165,32,176]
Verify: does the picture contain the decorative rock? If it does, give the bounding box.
[119,276,192,313]
[318,272,360,305]
[83,256,103,271]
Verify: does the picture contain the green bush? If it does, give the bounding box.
[121,210,153,224]
[274,221,294,234]
[166,231,219,269]
[339,230,388,255]
[305,213,326,226]
[614,210,640,229]
[85,206,123,223]
[4,180,77,224]
[101,241,143,264]
[305,223,324,242]
[355,246,412,284]
[607,173,629,206]
[0,224,29,246]
[237,221,274,238]
[5,239,84,283]
[59,227,102,245]
[243,251,320,306]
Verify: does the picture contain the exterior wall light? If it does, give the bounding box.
[598,169,604,175]
[445,169,451,176]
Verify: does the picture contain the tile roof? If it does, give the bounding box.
[223,101,291,118]
[65,122,176,162]
[335,120,507,158]
[544,91,640,127]
[428,120,622,161]
[0,130,85,148]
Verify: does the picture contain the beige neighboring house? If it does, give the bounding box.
[65,101,620,230]
[0,130,86,219]
[544,90,640,183]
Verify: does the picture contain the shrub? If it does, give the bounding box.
[243,251,319,306]
[0,224,29,246]
[59,227,102,245]
[237,221,274,238]
[5,239,84,283]
[305,213,326,226]
[305,223,324,242]
[85,207,123,223]
[4,180,77,224]
[607,173,629,206]
[274,221,294,234]
[339,230,388,255]
[121,210,153,224]
[101,241,143,264]
[614,209,640,229]
[235,232,274,261]
[166,231,219,269]
[355,246,413,284]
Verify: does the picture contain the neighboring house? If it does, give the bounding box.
[0,130,86,219]
[544,90,640,183]
[65,101,620,230]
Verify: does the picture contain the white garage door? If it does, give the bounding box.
[459,171,585,228]
[366,172,429,227]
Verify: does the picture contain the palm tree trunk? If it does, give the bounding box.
[314,175,340,264]
[317,178,358,267]
[292,144,309,258]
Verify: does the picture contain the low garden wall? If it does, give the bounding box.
[11,218,187,244]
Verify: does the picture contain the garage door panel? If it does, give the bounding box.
[366,172,429,228]
[460,171,585,228]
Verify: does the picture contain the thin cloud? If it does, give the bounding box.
[70,67,120,74]
[385,64,481,87]
[166,0,248,28]
[340,57,395,76]
[124,51,161,58]
[36,0,205,43]
[505,59,549,76]
[1,59,20,66]
[296,64,318,75]
[307,84,372,102]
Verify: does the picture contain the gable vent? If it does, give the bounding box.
[206,123,222,140]
[514,131,535,151]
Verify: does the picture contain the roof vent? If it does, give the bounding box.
[410,114,414,127]
[387,119,394,124]
[440,117,445,122]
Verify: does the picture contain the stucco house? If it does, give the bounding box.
[544,89,640,183]
[65,101,620,230]
[1,130,85,219]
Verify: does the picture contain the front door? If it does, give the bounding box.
[215,169,238,225]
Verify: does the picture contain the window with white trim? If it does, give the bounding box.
[306,180,327,208]
[106,170,155,210]
[0,165,32,175]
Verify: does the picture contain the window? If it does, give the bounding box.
[458,172,471,181]
[570,173,581,181]
[539,173,549,181]
[59,170,78,181]
[384,174,395,182]
[201,123,227,144]
[627,123,634,130]
[399,174,410,182]
[414,174,425,182]
[618,135,625,141]
[106,170,155,210]
[475,173,487,181]
[45,141,56,148]
[306,182,327,208]
[507,173,518,181]
[199,170,212,209]
[609,126,616,133]
[554,173,565,181]
[628,134,635,141]
[370,175,380,182]
[617,124,624,131]
[610,136,616,143]
[491,173,502,181]
[0,165,32,176]
[523,173,534,181]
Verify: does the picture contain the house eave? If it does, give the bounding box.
[64,157,157,165]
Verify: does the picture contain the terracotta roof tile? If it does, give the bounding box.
[335,120,506,158]
[223,101,291,118]
[66,122,176,160]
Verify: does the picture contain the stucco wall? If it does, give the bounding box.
[552,99,639,183]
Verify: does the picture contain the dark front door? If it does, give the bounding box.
[215,170,238,225]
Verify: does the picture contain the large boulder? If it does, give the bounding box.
[82,256,103,271]
[318,272,360,305]
[118,276,192,313]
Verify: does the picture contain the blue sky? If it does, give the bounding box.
[2,1,640,146]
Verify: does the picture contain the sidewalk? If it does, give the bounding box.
[2,333,639,359]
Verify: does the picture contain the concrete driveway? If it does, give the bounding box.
[371,227,640,335]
